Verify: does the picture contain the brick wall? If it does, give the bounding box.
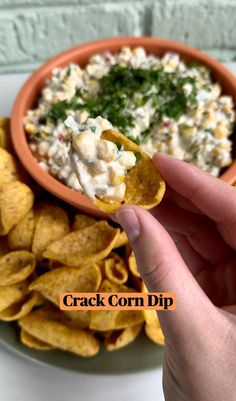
[0,0,236,73]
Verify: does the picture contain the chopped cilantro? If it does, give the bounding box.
[179,123,193,130]
[115,142,123,151]
[135,152,142,163]
[47,64,199,144]
[90,126,96,133]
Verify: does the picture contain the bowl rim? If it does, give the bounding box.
[11,36,236,216]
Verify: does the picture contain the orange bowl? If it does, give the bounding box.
[11,36,236,217]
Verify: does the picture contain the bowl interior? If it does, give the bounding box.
[11,36,236,217]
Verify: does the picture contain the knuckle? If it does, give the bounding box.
[140,251,173,291]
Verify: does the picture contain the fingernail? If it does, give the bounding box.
[115,208,140,242]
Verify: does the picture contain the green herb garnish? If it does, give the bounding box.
[135,152,142,163]
[115,142,123,151]
[47,64,199,144]
[90,126,96,133]
[179,124,193,131]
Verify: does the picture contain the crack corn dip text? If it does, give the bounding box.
[65,115,137,202]
[25,47,235,193]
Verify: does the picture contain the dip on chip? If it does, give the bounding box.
[65,116,165,212]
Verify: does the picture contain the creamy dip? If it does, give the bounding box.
[65,116,136,202]
[24,47,235,192]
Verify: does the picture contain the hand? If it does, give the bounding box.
[114,154,236,401]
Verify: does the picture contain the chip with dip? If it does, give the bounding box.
[65,116,165,212]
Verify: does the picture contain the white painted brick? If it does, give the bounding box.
[0,3,145,69]
[151,0,236,49]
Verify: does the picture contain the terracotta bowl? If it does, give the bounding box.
[11,37,236,217]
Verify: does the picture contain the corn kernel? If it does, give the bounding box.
[25,123,37,135]
[214,126,229,139]
[110,174,125,186]
[181,127,197,137]
[88,160,107,176]
[97,140,117,162]
[74,132,97,161]
[117,151,136,169]
[109,166,125,186]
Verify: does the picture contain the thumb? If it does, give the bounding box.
[115,206,215,346]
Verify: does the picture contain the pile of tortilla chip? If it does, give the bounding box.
[0,117,164,358]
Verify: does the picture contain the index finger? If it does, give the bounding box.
[153,153,236,248]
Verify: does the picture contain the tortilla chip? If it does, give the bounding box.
[113,230,128,249]
[128,252,140,278]
[43,221,120,266]
[94,129,165,212]
[143,308,159,327]
[20,328,54,350]
[141,281,164,344]
[0,147,29,186]
[0,147,20,185]
[99,279,133,293]
[104,253,128,284]
[0,236,10,256]
[0,181,34,235]
[8,209,35,250]
[0,118,13,153]
[89,309,119,331]
[141,282,159,325]
[72,214,97,231]
[105,323,143,351]
[32,202,70,260]
[34,304,62,319]
[0,251,36,286]
[29,264,102,306]
[61,310,91,329]
[0,292,38,321]
[90,309,144,331]
[89,280,131,331]
[115,310,144,329]
[27,303,90,330]
[0,280,29,312]
[34,293,47,308]
[145,323,165,346]
[19,311,100,357]
[90,279,144,331]
[48,260,63,270]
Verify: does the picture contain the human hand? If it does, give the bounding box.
[114,154,236,401]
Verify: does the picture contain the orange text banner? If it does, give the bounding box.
[60,292,176,311]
